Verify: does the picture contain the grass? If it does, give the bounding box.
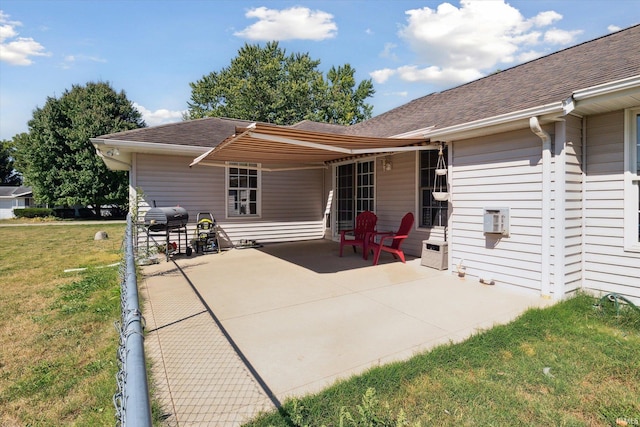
[245,293,640,427]
[0,222,125,426]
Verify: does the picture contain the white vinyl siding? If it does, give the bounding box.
[133,154,324,246]
[0,199,14,219]
[375,151,435,258]
[584,110,640,303]
[449,129,546,294]
[560,115,585,295]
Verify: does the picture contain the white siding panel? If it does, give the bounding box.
[450,129,546,293]
[134,154,325,245]
[375,152,432,258]
[559,115,584,297]
[584,110,640,302]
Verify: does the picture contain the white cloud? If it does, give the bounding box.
[396,65,483,86]
[382,91,408,98]
[235,6,337,41]
[543,28,582,44]
[0,10,50,66]
[516,50,544,63]
[529,10,562,27]
[133,103,185,127]
[60,54,107,69]
[379,42,398,60]
[64,54,106,63]
[370,68,396,84]
[608,25,622,32]
[377,0,579,87]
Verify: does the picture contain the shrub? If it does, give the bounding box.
[14,208,54,218]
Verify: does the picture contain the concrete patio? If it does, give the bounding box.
[140,240,553,426]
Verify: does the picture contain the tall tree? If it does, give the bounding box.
[0,138,22,185]
[14,81,145,215]
[186,41,374,125]
[308,64,375,125]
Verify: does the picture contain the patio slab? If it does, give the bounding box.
[141,239,552,425]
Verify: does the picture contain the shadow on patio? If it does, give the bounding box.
[141,239,552,426]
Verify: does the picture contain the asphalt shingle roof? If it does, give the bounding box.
[96,117,255,147]
[0,186,32,197]
[347,24,640,138]
[96,25,640,145]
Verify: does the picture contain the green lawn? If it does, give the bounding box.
[0,223,125,426]
[245,294,640,427]
[2,221,638,426]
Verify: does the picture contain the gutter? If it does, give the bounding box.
[572,75,640,101]
[417,102,565,140]
[91,138,210,155]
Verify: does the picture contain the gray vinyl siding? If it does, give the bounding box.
[449,129,546,294]
[261,169,324,220]
[133,154,325,246]
[584,111,640,302]
[375,151,433,258]
[562,115,585,295]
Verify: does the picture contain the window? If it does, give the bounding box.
[335,160,375,232]
[624,108,640,250]
[227,163,260,217]
[419,149,448,228]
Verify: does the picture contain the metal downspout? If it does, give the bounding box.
[530,117,552,298]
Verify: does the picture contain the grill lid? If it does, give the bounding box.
[144,206,189,231]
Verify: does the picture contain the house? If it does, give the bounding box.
[92,24,640,303]
[0,186,33,219]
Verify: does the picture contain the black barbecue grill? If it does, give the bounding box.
[144,206,191,260]
[144,206,189,231]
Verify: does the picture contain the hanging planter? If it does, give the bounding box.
[432,191,449,201]
[432,143,449,201]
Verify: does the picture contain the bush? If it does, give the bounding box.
[14,208,54,218]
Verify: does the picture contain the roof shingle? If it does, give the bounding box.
[347,24,640,137]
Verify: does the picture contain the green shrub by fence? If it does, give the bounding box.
[13,208,55,218]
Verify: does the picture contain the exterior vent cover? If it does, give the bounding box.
[483,207,509,236]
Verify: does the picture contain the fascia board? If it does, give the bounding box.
[572,75,640,101]
[90,138,210,155]
[423,102,565,141]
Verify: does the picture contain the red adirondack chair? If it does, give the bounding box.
[339,211,378,258]
[367,212,414,265]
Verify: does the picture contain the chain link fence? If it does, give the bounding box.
[113,214,153,426]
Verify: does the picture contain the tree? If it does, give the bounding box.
[0,138,22,185]
[14,81,145,216]
[308,64,374,125]
[186,41,374,125]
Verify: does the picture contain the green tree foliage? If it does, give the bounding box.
[309,64,374,125]
[187,41,374,125]
[14,82,144,215]
[0,138,22,185]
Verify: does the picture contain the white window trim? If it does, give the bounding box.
[225,162,262,219]
[623,107,640,252]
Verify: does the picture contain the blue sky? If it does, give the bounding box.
[1,0,638,140]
